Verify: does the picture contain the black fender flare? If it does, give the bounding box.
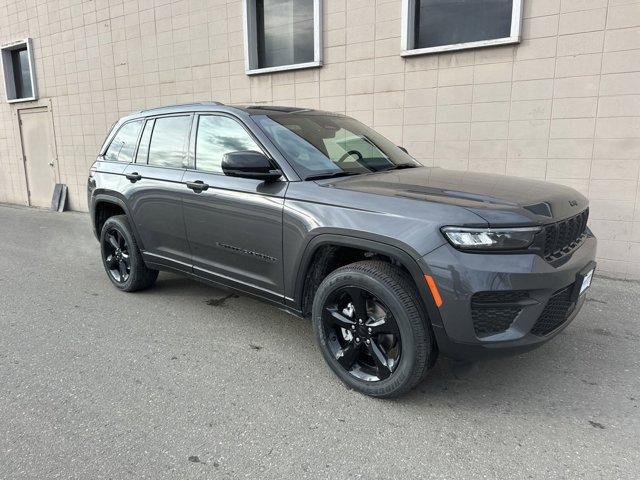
[290,233,443,327]
[92,193,146,251]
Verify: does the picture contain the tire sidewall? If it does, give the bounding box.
[100,216,137,291]
[312,268,425,396]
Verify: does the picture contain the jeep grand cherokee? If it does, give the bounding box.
[88,103,597,398]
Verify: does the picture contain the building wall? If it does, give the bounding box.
[0,0,639,278]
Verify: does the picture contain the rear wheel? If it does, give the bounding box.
[100,215,158,292]
[312,261,436,398]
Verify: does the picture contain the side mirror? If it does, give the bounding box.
[221,151,282,182]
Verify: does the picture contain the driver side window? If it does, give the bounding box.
[195,115,261,173]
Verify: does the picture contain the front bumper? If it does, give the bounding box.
[420,235,597,360]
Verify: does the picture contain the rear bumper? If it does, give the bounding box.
[419,235,597,360]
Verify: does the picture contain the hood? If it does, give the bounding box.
[320,167,588,226]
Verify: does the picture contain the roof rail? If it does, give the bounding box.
[138,101,224,113]
[245,105,307,113]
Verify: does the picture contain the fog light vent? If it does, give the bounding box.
[471,291,528,338]
[530,285,576,336]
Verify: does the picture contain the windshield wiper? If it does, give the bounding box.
[384,163,419,171]
[305,171,361,181]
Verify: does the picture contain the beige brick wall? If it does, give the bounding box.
[0,0,639,278]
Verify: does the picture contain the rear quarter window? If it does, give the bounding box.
[103,121,143,163]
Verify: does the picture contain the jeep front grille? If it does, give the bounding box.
[542,209,589,261]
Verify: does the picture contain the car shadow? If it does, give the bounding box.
[142,273,217,295]
[134,273,621,417]
[397,318,620,417]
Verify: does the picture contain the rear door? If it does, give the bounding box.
[92,118,144,212]
[182,113,287,302]
[122,114,193,269]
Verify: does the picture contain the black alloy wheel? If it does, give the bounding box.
[103,227,131,283]
[322,286,402,382]
[313,260,436,398]
[99,214,157,292]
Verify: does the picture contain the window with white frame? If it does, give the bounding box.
[1,38,37,102]
[243,0,322,75]
[401,0,522,56]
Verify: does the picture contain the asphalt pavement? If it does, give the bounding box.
[0,204,638,479]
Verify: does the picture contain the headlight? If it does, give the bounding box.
[441,226,541,251]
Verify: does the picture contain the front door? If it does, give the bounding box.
[182,114,286,302]
[19,107,57,208]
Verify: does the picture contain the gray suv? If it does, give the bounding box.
[88,102,597,398]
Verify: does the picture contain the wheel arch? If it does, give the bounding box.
[291,234,443,328]
[92,194,145,251]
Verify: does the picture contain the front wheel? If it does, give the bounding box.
[312,261,437,398]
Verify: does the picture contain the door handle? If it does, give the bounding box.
[126,172,142,183]
[186,180,209,192]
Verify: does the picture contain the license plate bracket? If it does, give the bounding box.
[571,261,596,301]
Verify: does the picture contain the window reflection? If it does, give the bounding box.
[136,120,154,163]
[256,118,335,172]
[195,116,261,173]
[415,0,513,49]
[256,0,314,68]
[104,121,143,163]
[11,48,32,99]
[254,114,418,177]
[147,116,191,168]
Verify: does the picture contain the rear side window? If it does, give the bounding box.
[135,120,154,163]
[147,115,191,168]
[195,115,261,173]
[104,121,142,163]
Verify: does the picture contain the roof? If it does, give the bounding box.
[137,102,224,114]
[238,105,343,117]
[119,102,342,124]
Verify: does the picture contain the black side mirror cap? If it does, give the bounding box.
[221,151,282,182]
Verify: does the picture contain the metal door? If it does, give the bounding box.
[19,107,57,208]
[182,171,287,302]
[121,114,193,270]
[181,112,287,302]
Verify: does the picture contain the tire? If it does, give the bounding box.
[100,214,158,292]
[312,260,437,398]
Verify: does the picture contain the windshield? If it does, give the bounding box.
[253,113,420,179]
